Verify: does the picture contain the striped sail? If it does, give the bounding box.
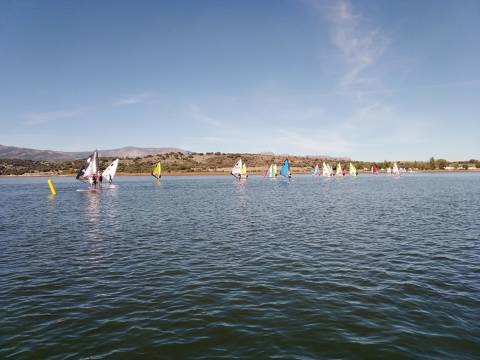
[266,164,276,178]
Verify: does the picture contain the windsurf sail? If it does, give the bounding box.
[231,159,242,178]
[349,163,357,176]
[280,159,290,177]
[386,167,392,174]
[392,162,400,176]
[265,163,276,178]
[102,159,119,183]
[371,164,379,175]
[311,164,319,176]
[241,162,247,177]
[327,163,334,176]
[336,163,343,176]
[322,162,331,176]
[76,151,98,182]
[152,162,162,179]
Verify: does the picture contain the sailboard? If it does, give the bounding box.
[336,163,343,176]
[76,150,99,186]
[102,159,119,184]
[322,162,329,176]
[280,159,291,178]
[241,162,247,178]
[392,162,400,176]
[349,163,357,176]
[311,164,319,176]
[371,164,379,175]
[322,162,333,177]
[152,162,162,179]
[265,163,277,178]
[231,159,243,179]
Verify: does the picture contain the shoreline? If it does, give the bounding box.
[1,169,479,178]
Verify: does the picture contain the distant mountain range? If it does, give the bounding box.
[0,144,187,162]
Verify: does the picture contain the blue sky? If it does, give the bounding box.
[1,0,479,161]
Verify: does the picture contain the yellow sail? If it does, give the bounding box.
[336,163,342,176]
[349,163,357,176]
[152,162,161,179]
[241,163,247,176]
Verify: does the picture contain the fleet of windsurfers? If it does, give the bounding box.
[76,152,404,191]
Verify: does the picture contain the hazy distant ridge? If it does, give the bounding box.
[0,145,187,162]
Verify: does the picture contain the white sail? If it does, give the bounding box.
[266,164,274,178]
[231,159,242,176]
[102,159,119,181]
[322,162,330,176]
[76,151,98,180]
[392,162,400,175]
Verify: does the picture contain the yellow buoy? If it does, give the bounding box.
[48,179,57,196]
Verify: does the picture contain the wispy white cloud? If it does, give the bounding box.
[184,136,226,144]
[23,110,80,125]
[114,92,156,106]
[187,104,223,128]
[273,127,352,156]
[309,0,388,99]
[330,0,388,94]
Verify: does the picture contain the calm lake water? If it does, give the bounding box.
[1,174,479,359]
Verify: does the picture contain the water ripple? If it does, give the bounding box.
[1,174,479,359]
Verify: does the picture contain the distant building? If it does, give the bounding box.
[445,166,455,170]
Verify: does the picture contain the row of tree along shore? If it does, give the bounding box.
[1,152,479,176]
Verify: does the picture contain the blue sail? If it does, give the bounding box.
[280,159,289,177]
